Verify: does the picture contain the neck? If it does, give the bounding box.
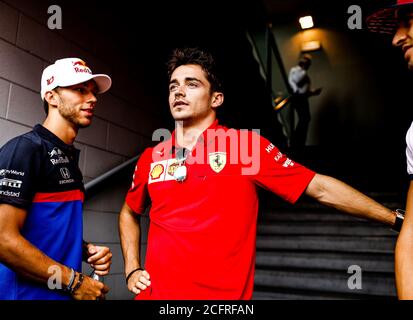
[175,116,216,150]
[42,116,78,145]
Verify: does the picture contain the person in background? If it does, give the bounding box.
[288,53,322,149]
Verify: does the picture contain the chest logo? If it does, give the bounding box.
[150,164,165,180]
[48,147,69,165]
[209,152,227,173]
[167,161,179,177]
[60,167,71,179]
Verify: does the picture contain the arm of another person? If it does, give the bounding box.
[395,181,413,299]
[0,203,108,300]
[305,173,396,225]
[119,202,151,295]
[83,241,112,276]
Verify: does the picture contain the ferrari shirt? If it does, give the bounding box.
[0,124,84,300]
[126,120,316,300]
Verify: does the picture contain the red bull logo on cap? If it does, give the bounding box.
[72,60,87,67]
[72,59,92,74]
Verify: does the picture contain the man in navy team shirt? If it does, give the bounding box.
[0,58,112,300]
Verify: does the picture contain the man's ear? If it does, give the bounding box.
[44,90,59,107]
[211,92,224,109]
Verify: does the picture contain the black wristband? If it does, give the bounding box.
[392,209,405,232]
[126,268,144,284]
[71,273,84,295]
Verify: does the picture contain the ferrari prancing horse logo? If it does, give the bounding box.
[209,152,227,173]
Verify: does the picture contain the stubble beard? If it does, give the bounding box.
[59,103,92,129]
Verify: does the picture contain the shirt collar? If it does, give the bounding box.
[168,119,220,155]
[33,124,78,155]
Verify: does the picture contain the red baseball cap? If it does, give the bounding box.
[367,0,413,34]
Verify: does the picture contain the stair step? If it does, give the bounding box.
[256,251,394,273]
[252,290,353,300]
[256,235,396,253]
[261,199,403,211]
[257,222,395,236]
[254,269,396,297]
[260,211,370,222]
[254,190,400,299]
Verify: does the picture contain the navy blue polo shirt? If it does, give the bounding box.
[0,124,84,300]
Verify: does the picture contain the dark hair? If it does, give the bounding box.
[43,100,49,115]
[167,47,223,93]
[299,54,312,68]
[397,6,413,24]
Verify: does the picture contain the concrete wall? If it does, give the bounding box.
[0,0,162,299]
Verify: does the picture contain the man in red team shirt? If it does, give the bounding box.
[119,47,399,300]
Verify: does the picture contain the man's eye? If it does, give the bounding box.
[400,16,413,28]
[169,85,177,91]
[188,82,198,88]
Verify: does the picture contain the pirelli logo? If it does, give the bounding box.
[0,178,22,188]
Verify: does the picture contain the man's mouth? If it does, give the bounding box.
[81,108,94,116]
[403,45,413,60]
[173,100,188,107]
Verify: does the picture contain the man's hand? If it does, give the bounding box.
[86,244,112,276]
[127,269,151,295]
[71,273,110,300]
[310,87,322,96]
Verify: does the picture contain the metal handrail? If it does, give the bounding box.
[246,27,292,112]
[84,154,141,198]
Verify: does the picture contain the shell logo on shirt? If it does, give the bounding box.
[150,164,164,180]
[209,152,227,173]
[148,159,179,184]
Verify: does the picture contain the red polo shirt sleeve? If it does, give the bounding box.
[125,147,152,214]
[252,133,316,203]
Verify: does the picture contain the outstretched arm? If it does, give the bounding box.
[305,173,396,225]
[395,181,413,299]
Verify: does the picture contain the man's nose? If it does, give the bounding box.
[174,85,185,97]
[86,91,97,104]
[392,26,407,47]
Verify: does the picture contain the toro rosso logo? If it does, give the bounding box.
[72,60,91,74]
[47,76,54,85]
